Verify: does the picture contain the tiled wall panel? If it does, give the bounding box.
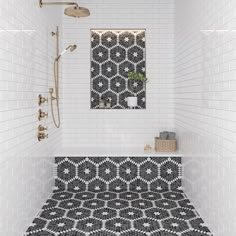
[61,0,175,148]
[0,1,62,235]
[175,1,236,235]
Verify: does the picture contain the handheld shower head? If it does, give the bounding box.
[56,45,77,61]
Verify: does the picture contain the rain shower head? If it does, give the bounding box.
[39,0,90,18]
[64,6,90,18]
[56,45,77,61]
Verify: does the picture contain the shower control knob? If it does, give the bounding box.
[38,132,48,142]
[38,109,48,121]
[38,94,48,106]
[38,125,48,132]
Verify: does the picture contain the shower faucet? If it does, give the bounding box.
[38,109,48,121]
[38,94,48,106]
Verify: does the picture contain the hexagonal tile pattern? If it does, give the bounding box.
[57,160,76,182]
[26,156,212,236]
[75,192,95,200]
[93,76,109,94]
[51,192,73,201]
[98,161,117,182]
[97,192,117,200]
[128,46,144,63]
[88,179,106,192]
[107,199,129,209]
[67,208,91,220]
[76,218,102,233]
[119,32,135,48]
[163,191,185,201]
[120,230,147,236]
[160,161,179,182]
[119,160,138,182]
[47,218,74,233]
[93,207,117,220]
[90,230,116,236]
[134,218,160,233]
[162,218,189,233]
[150,230,178,236]
[92,45,109,63]
[130,178,148,192]
[67,179,86,192]
[119,60,135,78]
[58,199,81,210]
[145,208,169,220]
[131,199,153,209]
[140,161,159,181]
[101,31,117,48]
[54,157,182,193]
[91,31,100,48]
[83,199,105,209]
[119,191,139,200]
[141,192,162,201]
[40,208,65,220]
[77,161,96,181]
[91,30,146,109]
[91,60,100,78]
[171,207,196,220]
[26,190,212,236]
[105,218,131,233]
[155,199,177,210]
[110,46,126,63]
[120,207,143,220]
[110,76,126,93]
[109,178,127,192]
[101,61,117,78]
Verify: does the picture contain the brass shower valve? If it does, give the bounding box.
[38,94,48,106]
[38,125,48,132]
[38,132,48,142]
[38,109,48,121]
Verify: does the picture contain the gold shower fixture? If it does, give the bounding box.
[49,27,77,128]
[38,129,48,142]
[38,94,48,106]
[38,109,48,121]
[39,0,90,18]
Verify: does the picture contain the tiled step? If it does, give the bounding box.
[54,156,182,192]
[25,156,213,236]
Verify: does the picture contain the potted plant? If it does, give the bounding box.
[127,72,147,108]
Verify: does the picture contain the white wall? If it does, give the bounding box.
[175,1,236,235]
[0,1,62,235]
[61,0,175,149]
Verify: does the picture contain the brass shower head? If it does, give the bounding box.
[55,45,77,61]
[39,0,90,18]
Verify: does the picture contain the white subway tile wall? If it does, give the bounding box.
[175,0,236,235]
[0,1,62,235]
[61,0,175,149]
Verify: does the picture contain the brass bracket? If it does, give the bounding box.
[39,0,43,8]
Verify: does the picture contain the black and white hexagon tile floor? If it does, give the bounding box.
[25,157,213,236]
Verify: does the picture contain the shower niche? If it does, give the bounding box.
[91,29,146,109]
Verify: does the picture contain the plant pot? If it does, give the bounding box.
[127,96,137,108]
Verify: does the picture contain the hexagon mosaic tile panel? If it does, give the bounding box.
[54,157,182,192]
[25,190,212,236]
[91,30,146,109]
[25,156,212,236]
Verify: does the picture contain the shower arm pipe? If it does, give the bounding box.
[39,0,79,8]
